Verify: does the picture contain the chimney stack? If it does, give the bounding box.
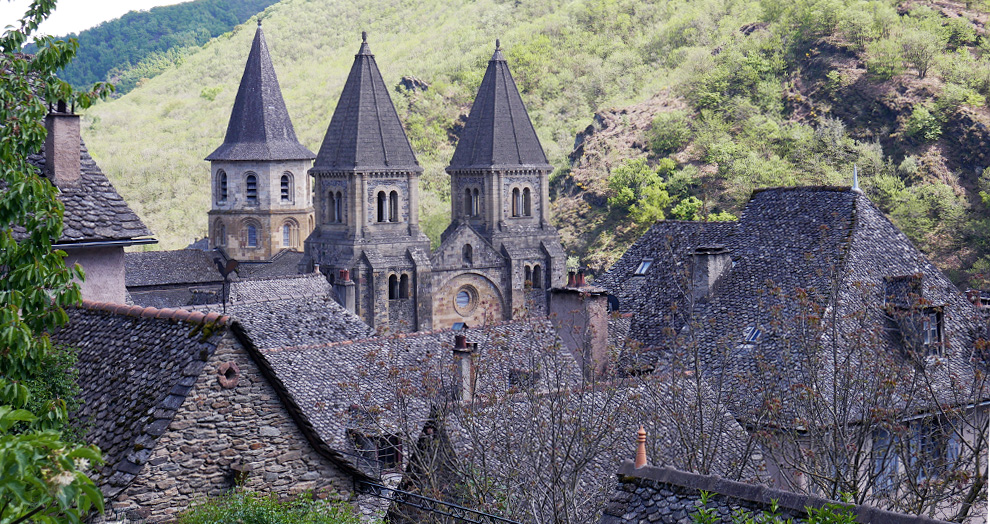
[690,246,731,303]
[575,270,586,287]
[333,268,357,313]
[452,334,475,403]
[567,271,576,287]
[45,101,81,189]
[549,283,609,379]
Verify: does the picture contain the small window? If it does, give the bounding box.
[463,244,473,265]
[246,224,258,247]
[326,191,337,223]
[922,311,941,347]
[523,187,532,216]
[399,274,410,299]
[218,171,228,202]
[743,325,763,343]
[334,191,343,223]
[283,224,291,247]
[524,266,532,287]
[388,275,399,300]
[377,191,387,223]
[389,190,399,222]
[511,188,520,217]
[872,429,898,496]
[246,174,257,202]
[471,188,480,217]
[533,264,542,288]
[280,174,291,202]
[634,258,653,275]
[464,187,472,216]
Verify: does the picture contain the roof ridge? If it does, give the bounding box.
[78,300,228,326]
[262,317,549,354]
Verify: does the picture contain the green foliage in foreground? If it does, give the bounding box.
[691,490,858,524]
[1,1,112,521]
[177,491,363,524]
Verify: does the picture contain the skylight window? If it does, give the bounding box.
[634,258,654,275]
[743,325,763,343]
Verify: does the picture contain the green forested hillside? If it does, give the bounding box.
[81,0,990,288]
[26,0,277,91]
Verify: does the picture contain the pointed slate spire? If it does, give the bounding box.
[206,22,315,161]
[313,32,421,172]
[449,40,551,170]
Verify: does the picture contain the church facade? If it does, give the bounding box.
[209,28,566,332]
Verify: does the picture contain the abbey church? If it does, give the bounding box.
[204,23,566,332]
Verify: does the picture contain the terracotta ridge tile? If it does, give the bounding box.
[76,300,228,326]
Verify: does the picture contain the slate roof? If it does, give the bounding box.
[600,461,953,524]
[258,319,576,475]
[52,302,228,498]
[227,272,330,304]
[601,187,986,417]
[28,142,153,243]
[233,249,306,279]
[124,249,223,287]
[448,41,551,171]
[206,22,315,162]
[227,294,374,350]
[312,33,421,173]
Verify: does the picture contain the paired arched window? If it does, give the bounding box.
[533,264,542,288]
[523,187,532,216]
[463,244,473,265]
[245,174,258,202]
[217,171,228,203]
[511,188,520,217]
[377,191,387,223]
[280,174,292,202]
[399,274,410,299]
[525,265,533,287]
[246,224,258,247]
[464,188,472,216]
[464,188,481,217]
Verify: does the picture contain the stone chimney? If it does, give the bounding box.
[453,334,476,402]
[334,269,357,313]
[549,276,609,379]
[45,100,81,189]
[690,245,731,303]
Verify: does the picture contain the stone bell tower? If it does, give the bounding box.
[206,21,316,261]
[303,33,433,333]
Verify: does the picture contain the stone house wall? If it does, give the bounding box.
[105,332,353,523]
[64,246,126,304]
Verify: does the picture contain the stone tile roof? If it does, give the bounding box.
[52,301,228,498]
[600,461,952,524]
[312,33,420,173]
[258,319,576,475]
[597,220,737,350]
[28,142,153,243]
[124,249,223,287]
[206,23,315,162]
[234,249,305,279]
[227,272,329,304]
[228,294,373,350]
[448,41,551,170]
[601,187,986,415]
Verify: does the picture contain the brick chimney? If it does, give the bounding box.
[549,280,609,379]
[453,334,476,402]
[333,269,357,313]
[690,245,731,303]
[45,100,81,189]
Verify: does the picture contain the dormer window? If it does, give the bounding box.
[634,258,653,275]
[922,309,942,349]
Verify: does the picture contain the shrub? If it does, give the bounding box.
[177,491,361,524]
[865,37,903,80]
[606,158,671,224]
[904,105,942,141]
[647,110,693,157]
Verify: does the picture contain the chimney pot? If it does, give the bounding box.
[454,334,467,349]
[340,269,350,282]
[576,270,586,287]
[635,426,648,468]
[567,271,576,287]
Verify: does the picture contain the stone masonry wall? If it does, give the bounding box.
[105,334,352,523]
